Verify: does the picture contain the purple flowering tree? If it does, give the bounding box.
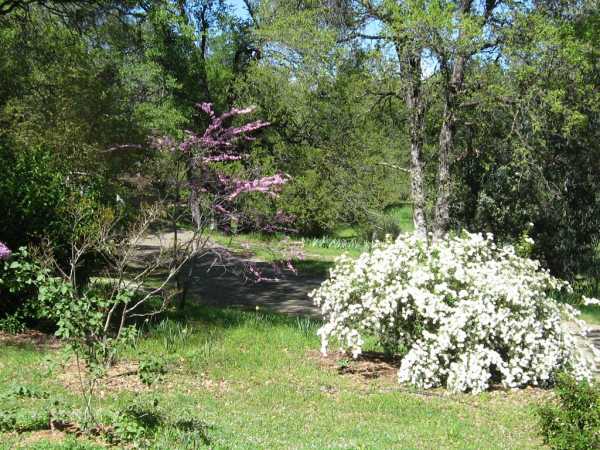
[152,103,296,303]
[0,242,11,260]
[152,102,289,232]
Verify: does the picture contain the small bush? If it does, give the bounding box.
[0,246,50,323]
[538,373,600,450]
[110,399,163,444]
[311,231,597,393]
[139,357,167,386]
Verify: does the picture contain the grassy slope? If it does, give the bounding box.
[0,307,546,449]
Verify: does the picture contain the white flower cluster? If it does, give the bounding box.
[310,232,598,393]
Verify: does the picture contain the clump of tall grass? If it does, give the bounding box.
[301,236,367,251]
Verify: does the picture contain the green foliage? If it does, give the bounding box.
[515,225,535,259]
[0,312,25,333]
[153,319,191,353]
[538,374,600,450]
[0,407,49,433]
[0,144,72,254]
[138,357,167,387]
[0,246,50,322]
[110,399,163,445]
[5,384,49,400]
[236,49,409,235]
[451,6,600,278]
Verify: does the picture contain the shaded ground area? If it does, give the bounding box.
[137,230,325,317]
[0,330,61,350]
[588,328,600,374]
[186,252,323,317]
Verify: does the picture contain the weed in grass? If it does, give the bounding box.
[0,408,50,433]
[110,399,163,445]
[7,385,49,400]
[153,319,191,352]
[294,316,318,337]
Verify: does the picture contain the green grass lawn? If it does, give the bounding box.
[579,305,600,326]
[384,204,415,233]
[205,205,415,278]
[0,306,548,449]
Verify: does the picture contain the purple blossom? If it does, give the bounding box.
[0,241,11,260]
[227,173,289,200]
[201,153,245,163]
[197,103,269,151]
[151,102,291,237]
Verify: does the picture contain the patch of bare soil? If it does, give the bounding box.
[58,359,229,398]
[58,360,148,397]
[310,349,400,383]
[17,430,68,447]
[310,349,552,405]
[0,330,61,350]
[10,421,110,449]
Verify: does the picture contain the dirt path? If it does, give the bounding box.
[139,230,324,317]
[186,252,323,317]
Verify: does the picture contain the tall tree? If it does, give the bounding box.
[344,0,528,235]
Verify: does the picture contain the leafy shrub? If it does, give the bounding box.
[311,232,597,393]
[0,407,50,432]
[538,373,600,450]
[0,312,26,333]
[0,144,72,254]
[138,357,167,386]
[0,143,114,275]
[110,399,162,444]
[0,246,50,322]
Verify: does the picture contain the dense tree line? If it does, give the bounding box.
[0,0,598,279]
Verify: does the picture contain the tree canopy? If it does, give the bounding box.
[0,0,598,277]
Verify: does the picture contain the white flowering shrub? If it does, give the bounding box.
[310,232,599,393]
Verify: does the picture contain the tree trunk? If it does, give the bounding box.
[434,102,454,237]
[179,160,202,309]
[397,41,428,236]
[406,60,428,236]
[433,56,469,237]
[433,1,473,237]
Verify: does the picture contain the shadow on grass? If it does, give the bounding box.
[117,403,214,446]
[172,419,213,445]
[166,304,322,333]
[289,259,333,277]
